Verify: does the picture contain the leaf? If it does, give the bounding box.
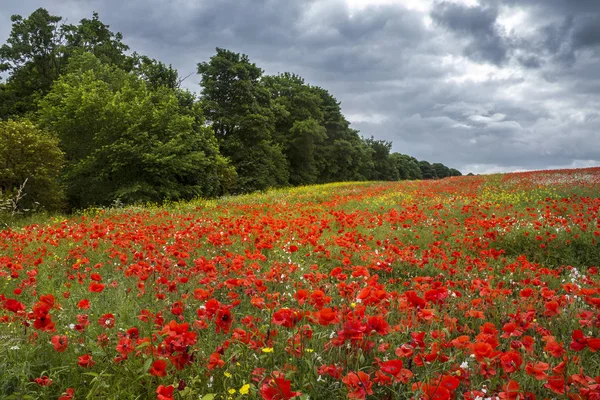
[140,357,153,374]
[201,394,216,400]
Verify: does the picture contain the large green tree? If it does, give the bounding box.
[264,73,327,185]
[432,162,451,179]
[419,160,438,180]
[0,8,129,118]
[37,53,234,208]
[198,48,288,192]
[365,137,398,181]
[310,87,373,182]
[390,153,422,180]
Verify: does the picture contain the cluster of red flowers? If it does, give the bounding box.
[1,168,599,399]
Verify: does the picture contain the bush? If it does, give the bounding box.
[0,119,65,212]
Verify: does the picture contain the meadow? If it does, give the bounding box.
[1,168,599,399]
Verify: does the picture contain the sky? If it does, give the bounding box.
[1,0,599,174]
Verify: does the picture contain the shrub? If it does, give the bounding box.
[0,119,65,212]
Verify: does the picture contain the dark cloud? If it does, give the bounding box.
[1,0,600,173]
[431,2,508,65]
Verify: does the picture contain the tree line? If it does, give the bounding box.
[0,8,461,212]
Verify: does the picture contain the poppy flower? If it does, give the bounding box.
[156,385,175,400]
[98,313,115,328]
[78,354,95,368]
[315,308,339,326]
[88,282,105,293]
[498,380,520,400]
[260,375,301,400]
[51,335,68,352]
[34,376,52,386]
[207,352,225,370]
[342,371,373,399]
[544,375,565,394]
[77,299,90,309]
[149,359,168,377]
[570,329,588,351]
[215,307,232,333]
[525,362,549,380]
[58,388,75,400]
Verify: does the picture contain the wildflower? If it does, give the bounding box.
[77,354,95,368]
[51,335,68,352]
[149,359,168,377]
[260,375,300,400]
[240,384,251,395]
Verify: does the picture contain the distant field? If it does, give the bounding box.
[1,168,600,399]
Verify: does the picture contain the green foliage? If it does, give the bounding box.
[432,162,451,179]
[309,87,374,182]
[264,73,327,185]
[131,53,180,90]
[449,168,462,177]
[365,137,398,181]
[0,119,65,211]
[198,48,288,192]
[419,160,438,180]
[37,53,234,208]
[390,153,422,180]
[0,8,129,119]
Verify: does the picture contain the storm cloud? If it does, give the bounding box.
[1,0,599,174]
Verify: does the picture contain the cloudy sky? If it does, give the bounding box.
[2,0,599,174]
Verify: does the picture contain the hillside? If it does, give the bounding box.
[1,168,600,399]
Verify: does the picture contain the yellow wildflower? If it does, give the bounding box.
[240,384,250,395]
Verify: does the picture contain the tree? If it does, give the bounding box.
[132,53,180,90]
[0,8,129,118]
[309,86,373,182]
[449,168,462,177]
[432,163,451,179]
[0,119,65,210]
[365,137,398,181]
[264,73,326,185]
[198,48,288,192]
[419,160,438,180]
[37,53,234,208]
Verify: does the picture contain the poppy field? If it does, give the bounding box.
[1,168,600,400]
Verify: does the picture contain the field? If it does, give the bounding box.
[1,168,600,400]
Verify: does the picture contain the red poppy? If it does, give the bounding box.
[98,313,115,328]
[51,335,68,352]
[315,308,339,326]
[88,282,105,293]
[149,359,168,377]
[498,380,520,400]
[570,329,588,351]
[366,315,391,335]
[156,385,175,400]
[525,362,549,380]
[207,352,225,370]
[34,376,52,386]
[58,388,75,400]
[499,350,522,373]
[78,354,95,368]
[342,371,373,399]
[544,375,565,394]
[215,307,232,333]
[260,375,301,400]
[273,308,301,328]
[377,359,413,384]
[77,299,90,309]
